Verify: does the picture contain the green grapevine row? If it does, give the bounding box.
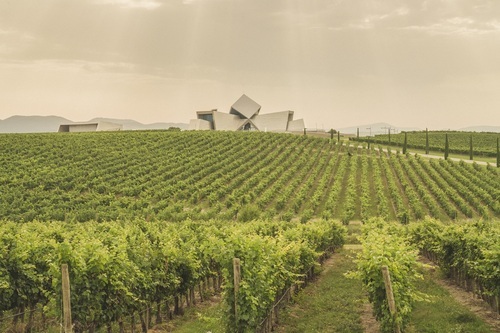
[408,218,500,315]
[0,219,346,332]
[350,219,424,332]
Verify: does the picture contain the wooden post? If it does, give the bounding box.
[233,258,241,321]
[61,264,73,333]
[381,266,400,333]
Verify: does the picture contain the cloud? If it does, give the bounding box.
[402,17,500,36]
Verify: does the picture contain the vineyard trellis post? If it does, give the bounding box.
[381,266,401,333]
[233,258,241,322]
[61,264,73,333]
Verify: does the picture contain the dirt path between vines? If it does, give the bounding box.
[421,258,500,331]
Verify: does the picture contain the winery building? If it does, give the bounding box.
[189,95,305,132]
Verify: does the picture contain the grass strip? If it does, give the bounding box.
[276,249,365,333]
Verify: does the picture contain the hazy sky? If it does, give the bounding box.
[1,0,499,130]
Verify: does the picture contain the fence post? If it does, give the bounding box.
[233,258,241,322]
[61,264,73,333]
[381,266,400,333]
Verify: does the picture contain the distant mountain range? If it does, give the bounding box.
[458,125,500,133]
[0,116,498,134]
[0,115,188,133]
[337,122,421,136]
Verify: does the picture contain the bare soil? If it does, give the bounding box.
[360,301,380,333]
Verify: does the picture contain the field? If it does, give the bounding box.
[0,130,499,333]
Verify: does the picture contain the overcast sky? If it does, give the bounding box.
[1,0,499,130]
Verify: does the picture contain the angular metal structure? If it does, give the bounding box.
[230,94,261,119]
[188,95,305,132]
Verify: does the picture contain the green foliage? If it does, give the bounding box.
[237,204,260,222]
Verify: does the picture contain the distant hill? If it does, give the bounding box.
[0,115,188,133]
[458,126,500,133]
[0,115,72,133]
[337,123,500,136]
[337,122,421,136]
[88,118,188,131]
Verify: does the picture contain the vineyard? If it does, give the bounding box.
[351,130,500,157]
[0,131,498,223]
[0,130,499,332]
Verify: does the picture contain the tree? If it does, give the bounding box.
[444,133,449,160]
[497,137,499,168]
[403,132,408,154]
[329,128,337,140]
[469,134,473,160]
[425,128,429,155]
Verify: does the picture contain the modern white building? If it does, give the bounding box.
[58,121,123,132]
[188,95,305,132]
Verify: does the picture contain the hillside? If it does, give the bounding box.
[0,131,498,223]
